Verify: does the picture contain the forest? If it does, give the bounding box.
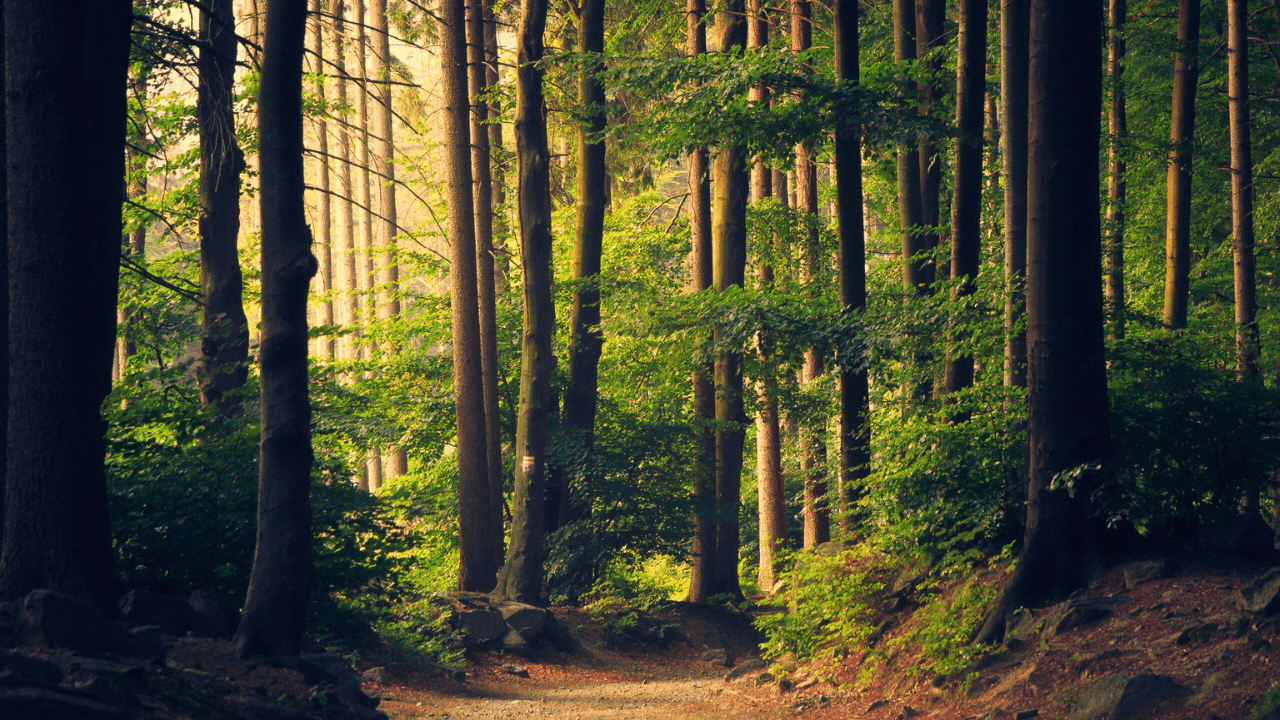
[2,0,1280,718]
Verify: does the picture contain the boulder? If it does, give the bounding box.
[501,664,529,678]
[235,696,315,720]
[0,650,63,686]
[20,590,139,656]
[498,603,547,641]
[501,627,533,657]
[296,652,378,709]
[187,589,240,638]
[1122,560,1171,589]
[1239,567,1280,616]
[454,608,506,645]
[1068,673,1184,720]
[1005,607,1039,643]
[1044,598,1118,639]
[1199,514,1278,561]
[540,612,574,653]
[117,590,193,635]
[701,648,733,667]
[0,685,130,720]
[126,625,164,660]
[361,666,389,684]
[725,656,765,681]
[1175,619,1217,645]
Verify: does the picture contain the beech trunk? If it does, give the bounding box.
[1228,0,1258,381]
[1105,0,1126,341]
[1162,0,1200,331]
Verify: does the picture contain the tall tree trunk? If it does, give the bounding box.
[198,0,250,414]
[915,0,944,288]
[332,0,358,360]
[943,0,987,402]
[749,0,786,591]
[711,0,748,599]
[1161,0,1200,331]
[468,0,506,565]
[0,0,129,606]
[1228,0,1258,382]
[1105,0,1126,341]
[834,0,868,537]
[235,0,317,657]
[1002,0,1028,388]
[494,0,555,603]
[894,0,924,294]
[353,0,382,490]
[791,0,829,549]
[686,0,717,605]
[309,1,335,359]
[561,0,607,531]
[975,0,1108,645]
[120,69,149,380]
[442,0,497,593]
[370,0,407,476]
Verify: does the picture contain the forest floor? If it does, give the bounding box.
[364,554,1279,720]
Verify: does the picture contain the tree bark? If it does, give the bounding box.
[0,0,129,606]
[1228,0,1258,382]
[332,0,358,360]
[1161,0,1200,331]
[1002,0,1028,387]
[309,1,335,359]
[686,0,717,605]
[943,0,987,402]
[354,0,374,365]
[494,0,555,603]
[443,0,497,592]
[370,0,407,476]
[975,0,1108,645]
[561,0,608,533]
[915,0,944,288]
[711,0,748,599]
[234,0,317,657]
[894,0,925,294]
[198,0,251,415]
[1105,0,1126,341]
[834,0,868,538]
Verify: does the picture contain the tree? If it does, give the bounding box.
[442,0,498,593]
[1228,0,1257,383]
[1161,0,1200,331]
[235,0,318,658]
[495,0,555,603]
[1002,0,1028,386]
[198,0,251,414]
[976,0,1108,644]
[712,0,748,599]
[833,0,868,537]
[332,0,359,361]
[467,0,505,563]
[915,0,944,288]
[0,0,130,607]
[309,1,335,359]
[562,0,608,529]
[686,0,718,605]
[943,0,987,401]
[1105,0,1126,341]
[894,0,925,296]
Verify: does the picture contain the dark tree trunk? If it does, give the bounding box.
[1228,0,1258,382]
[894,0,925,295]
[711,0,748,599]
[198,0,250,414]
[915,0,944,288]
[1162,0,1200,331]
[686,0,717,605]
[975,0,1108,645]
[561,0,607,530]
[1105,0,1126,341]
[834,0,868,537]
[442,0,497,593]
[0,0,129,607]
[468,0,506,565]
[943,0,987,402]
[494,0,554,603]
[1003,0,1028,387]
[234,0,317,657]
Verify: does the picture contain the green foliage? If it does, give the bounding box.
[1259,679,1280,718]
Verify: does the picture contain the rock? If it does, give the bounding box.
[1044,597,1118,639]
[187,589,240,638]
[0,685,131,719]
[1006,607,1039,642]
[1200,514,1278,561]
[236,696,315,720]
[444,591,492,605]
[72,676,139,708]
[755,672,776,686]
[126,625,164,660]
[501,627,533,657]
[978,710,1006,720]
[867,698,890,712]
[361,667,389,684]
[421,660,466,683]
[701,648,733,667]
[901,705,920,718]
[500,664,529,678]
[118,590,193,635]
[0,650,63,686]
[1122,560,1171,589]
[454,608,506,645]
[1068,673,1184,720]
[296,652,377,708]
[1175,620,1217,645]
[20,590,139,656]
[1014,711,1038,720]
[498,603,547,641]
[1239,568,1280,616]
[868,619,894,646]
[725,656,765,681]
[540,612,574,653]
